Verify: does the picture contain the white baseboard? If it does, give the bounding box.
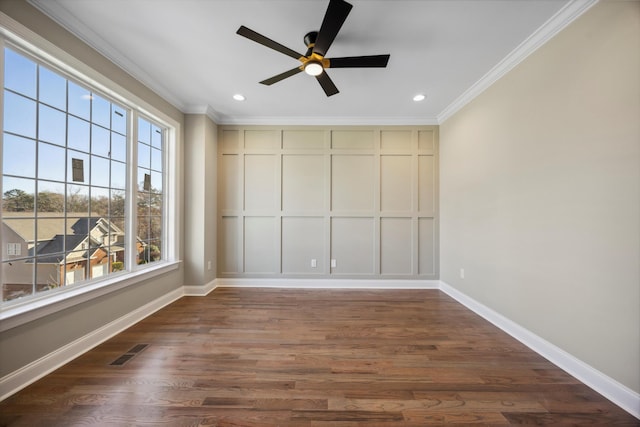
[439,281,640,419]
[216,278,440,289]
[0,287,183,402]
[183,279,217,296]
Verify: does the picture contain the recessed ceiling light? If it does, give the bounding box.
[233,94,246,101]
[413,94,426,102]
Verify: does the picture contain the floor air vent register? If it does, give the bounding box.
[109,344,149,366]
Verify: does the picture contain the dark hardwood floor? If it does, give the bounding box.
[1,288,637,426]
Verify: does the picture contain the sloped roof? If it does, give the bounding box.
[31,234,87,263]
[2,212,92,242]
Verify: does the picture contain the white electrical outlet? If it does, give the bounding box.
[460,268,465,279]
[311,259,317,268]
[331,259,337,268]
[207,261,212,271]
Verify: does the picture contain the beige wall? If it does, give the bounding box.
[218,126,439,280]
[440,1,640,393]
[184,114,217,288]
[0,1,185,377]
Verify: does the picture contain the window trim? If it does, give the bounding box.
[0,12,182,330]
[0,260,180,332]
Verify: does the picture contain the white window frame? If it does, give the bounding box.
[0,14,181,332]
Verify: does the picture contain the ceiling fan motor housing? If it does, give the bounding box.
[236,0,390,97]
[304,31,319,50]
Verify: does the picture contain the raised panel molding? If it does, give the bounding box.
[282,155,325,212]
[218,126,438,279]
[244,217,277,273]
[331,130,374,149]
[380,217,413,275]
[331,154,375,212]
[380,155,412,212]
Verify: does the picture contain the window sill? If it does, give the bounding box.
[0,261,181,333]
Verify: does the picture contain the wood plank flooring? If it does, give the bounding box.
[1,288,637,426]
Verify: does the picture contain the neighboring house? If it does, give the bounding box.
[2,214,141,301]
[31,217,127,286]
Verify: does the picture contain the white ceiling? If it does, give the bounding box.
[29,0,586,125]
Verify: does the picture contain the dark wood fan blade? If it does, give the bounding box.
[316,72,339,97]
[313,0,352,57]
[328,54,390,68]
[237,26,303,60]
[260,67,303,85]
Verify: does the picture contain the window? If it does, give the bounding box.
[136,117,164,265]
[1,44,171,306]
[6,243,21,256]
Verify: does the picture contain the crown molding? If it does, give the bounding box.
[27,0,598,127]
[437,0,599,124]
[183,104,224,124]
[214,114,439,126]
[27,0,187,112]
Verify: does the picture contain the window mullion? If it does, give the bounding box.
[127,110,138,272]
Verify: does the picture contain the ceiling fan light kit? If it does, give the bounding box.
[236,0,390,97]
[304,61,324,76]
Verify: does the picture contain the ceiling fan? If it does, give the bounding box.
[236,0,390,97]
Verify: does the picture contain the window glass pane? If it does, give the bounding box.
[2,217,35,260]
[138,117,150,145]
[36,256,63,291]
[68,81,90,120]
[90,186,110,217]
[66,218,89,252]
[39,66,66,110]
[4,91,36,138]
[67,116,90,152]
[137,214,150,244]
[150,217,162,242]
[110,246,125,272]
[111,190,126,217]
[4,48,36,98]
[91,262,108,279]
[90,155,110,188]
[38,104,66,146]
[91,94,110,128]
[111,217,126,248]
[151,125,162,149]
[36,217,65,245]
[150,190,162,216]
[91,124,110,158]
[2,177,35,213]
[111,160,126,190]
[111,132,126,162]
[38,142,66,182]
[3,134,36,177]
[151,147,162,172]
[111,105,126,135]
[150,171,163,193]
[144,239,162,264]
[67,184,89,215]
[67,150,89,184]
[138,143,150,168]
[3,260,34,302]
[36,181,65,214]
[135,167,146,192]
[62,254,87,286]
[135,117,164,267]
